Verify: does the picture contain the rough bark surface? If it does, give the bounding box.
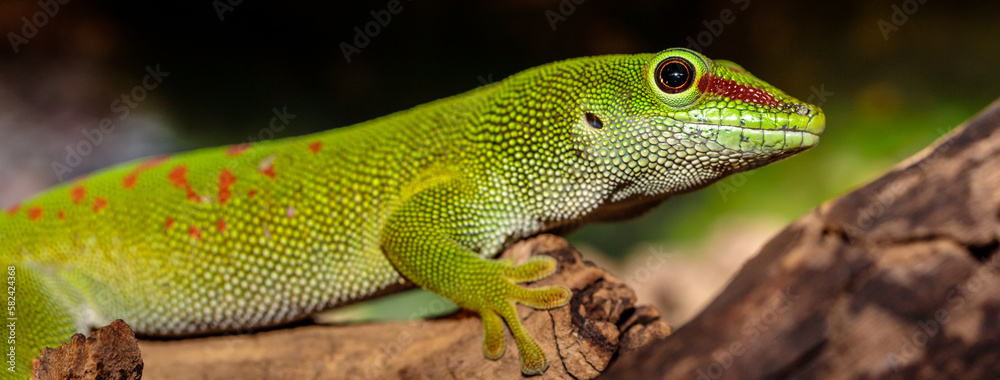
[605,100,1000,379]
[31,319,143,380]
[129,234,670,379]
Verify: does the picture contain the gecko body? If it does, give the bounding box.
[3,48,824,377]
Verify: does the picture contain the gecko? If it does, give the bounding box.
[2,48,824,377]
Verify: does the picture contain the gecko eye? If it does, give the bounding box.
[655,58,694,93]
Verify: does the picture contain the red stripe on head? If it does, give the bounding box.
[697,75,785,108]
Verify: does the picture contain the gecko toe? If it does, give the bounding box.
[481,309,507,360]
[511,285,572,310]
[502,255,559,283]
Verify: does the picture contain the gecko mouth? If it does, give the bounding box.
[685,123,821,153]
[690,104,826,152]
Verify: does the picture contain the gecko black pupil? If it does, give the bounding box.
[656,59,693,93]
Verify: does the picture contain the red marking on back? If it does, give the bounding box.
[248,189,257,198]
[260,166,275,179]
[70,186,86,204]
[168,165,200,202]
[226,144,252,156]
[258,155,277,179]
[5,203,20,216]
[123,155,170,189]
[27,206,42,221]
[217,218,227,233]
[308,141,323,154]
[122,175,137,190]
[218,169,237,205]
[189,225,201,240]
[697,75,785,108]
[93,197,108,213]
[166,217,175,229]
[58,210,65,220]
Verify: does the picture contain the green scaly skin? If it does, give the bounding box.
[2,48,824,377]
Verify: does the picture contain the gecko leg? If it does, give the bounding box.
[382,186,571,375]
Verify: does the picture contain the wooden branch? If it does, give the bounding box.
[41,235,665,379]
[31,319,142,380]
[606,100,1000,379]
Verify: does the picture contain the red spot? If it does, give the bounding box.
[122,175,137,190]
[226,144,252,156]
[58,210,66,220]
[70,186,87,205]
[165,217,175,229]
[260,166,276,179]
[189,226,201,240]
[216,218,227,233]
[5,203,20,216]
[258,155,277,179]
[168,165,200,202]
[27,206,42,221]
[218,169,237,205]
[123,155,170,189]
[697,75,785,108]
[93,197,108,213]
[248,189,257,198]
[308,141,323,154]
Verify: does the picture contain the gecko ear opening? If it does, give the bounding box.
[584,113,603,129]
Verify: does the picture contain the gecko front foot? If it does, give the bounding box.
[476,255,572,375]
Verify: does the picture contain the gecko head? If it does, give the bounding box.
[570,47,825,200]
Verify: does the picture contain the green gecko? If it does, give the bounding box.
[2,48,824,377]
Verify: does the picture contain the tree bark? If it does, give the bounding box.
[606,100,1000,379]
[132,234,669,379]
[31,319,143,380]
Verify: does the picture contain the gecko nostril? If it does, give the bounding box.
[793,104,811,116]
[585,113,603,129]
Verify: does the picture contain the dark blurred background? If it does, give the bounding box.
[2,0,998,322]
